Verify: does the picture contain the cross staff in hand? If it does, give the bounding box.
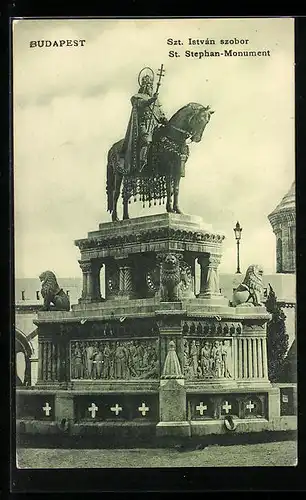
[147,64,166,132]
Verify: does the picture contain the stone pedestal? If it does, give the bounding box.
[156,339,190,437]
[159,378,187,422]
[268,387,281,419]
[19,213,295,443]
[74,213,226,308]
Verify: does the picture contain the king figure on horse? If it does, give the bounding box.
[120,67,168,175]
[106,65,214,221]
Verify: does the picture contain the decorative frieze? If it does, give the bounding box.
[54,319,159,339]
[70,339,160,380]
[182,320,242,336]
[75,226,225,251]
[183,338,233,380]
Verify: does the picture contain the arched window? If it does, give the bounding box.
[276,237,283,273]
[15,330,34,387]
[100,265,106,299]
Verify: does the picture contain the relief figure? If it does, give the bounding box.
[72,343,84,379]
[115,341,128,379]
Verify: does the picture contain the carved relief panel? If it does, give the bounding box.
[70,338,160,381]
[183,337,233,380]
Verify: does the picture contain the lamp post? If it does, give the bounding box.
[233,221,242,274]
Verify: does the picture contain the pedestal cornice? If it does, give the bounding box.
[75,213,225,258]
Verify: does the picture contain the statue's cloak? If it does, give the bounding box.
[120,93,165,176]
[120,96,141,176]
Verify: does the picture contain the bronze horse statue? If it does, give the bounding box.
[106,102,214,222]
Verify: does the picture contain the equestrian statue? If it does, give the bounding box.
[106,65,214,222]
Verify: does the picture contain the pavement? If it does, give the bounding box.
[16,440,297,468]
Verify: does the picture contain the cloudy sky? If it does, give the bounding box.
[13,17,295,279]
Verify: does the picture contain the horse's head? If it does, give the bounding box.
[168,103,214,143]
[188,104,215,143]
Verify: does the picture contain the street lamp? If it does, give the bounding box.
[233,221,242,274]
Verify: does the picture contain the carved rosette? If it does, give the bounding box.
[106,262,120,298]
[145,266,161,295]
[179,260,194,298]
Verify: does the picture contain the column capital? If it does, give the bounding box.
[78,259,92,273]
[198,253,221,268]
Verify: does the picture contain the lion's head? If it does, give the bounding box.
[163,253,181,271]
[242,264,264,292]
[39,270,60,298]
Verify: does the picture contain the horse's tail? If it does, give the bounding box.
[106,148,114,213]
[106,139,124,213]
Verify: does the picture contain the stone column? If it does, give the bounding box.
[37,339,44,383]
[37,337,60,385]
[117,258,134,299]
[79,259,103,303]
[198,253,222,297]
[235,335,269,383]
[262,337,268,379]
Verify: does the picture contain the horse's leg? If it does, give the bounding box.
[166,176,173,213]
[112,174,122,222]
[173,174,183,214]
[123,195,129,220]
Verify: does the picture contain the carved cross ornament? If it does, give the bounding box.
[196,402,208,415]
[88,403,98,418]
[42,402,52,416]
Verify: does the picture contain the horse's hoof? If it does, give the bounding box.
[166,205,174,213]
[123,216,130,220]
[112,215,119,222]
[173,206,183,214]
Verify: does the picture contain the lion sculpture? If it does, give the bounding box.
[232,264,264,307]
[159,253,192,302]
[39,270,70,311]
